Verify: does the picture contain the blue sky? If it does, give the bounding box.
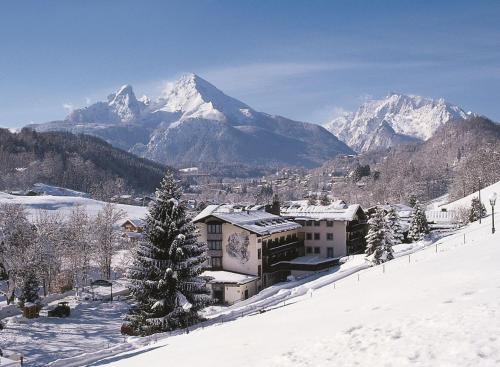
[1,0,499,127]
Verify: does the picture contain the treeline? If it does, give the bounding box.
[0,203,126,305]
[0,128,168,197]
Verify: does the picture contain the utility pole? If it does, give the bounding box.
[479,178,482,224]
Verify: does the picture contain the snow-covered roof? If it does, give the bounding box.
[121,218,145,228]
[193,204,301,235]
[280,200,362,221]
[202,270,259,285]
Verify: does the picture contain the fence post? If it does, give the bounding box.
[383,264,385,273]
[435,243,438,253]
[408,254,411,263]
[463,233,465,244]
[357,273,360,282]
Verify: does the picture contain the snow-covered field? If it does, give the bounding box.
[0,283,130,367]
[88,215,499,367]
[0,192,147,221]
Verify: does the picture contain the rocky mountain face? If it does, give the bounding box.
[31,74,353,168]
[324,93,471,152]
[31,74,353,167]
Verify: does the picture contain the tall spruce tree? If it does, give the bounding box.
[126,171,211,335]
[365,208,389,265]
[385,206,404,249]
[408,201,429,241]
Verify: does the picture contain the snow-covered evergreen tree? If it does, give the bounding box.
[365,208,389,265]
[468,197,486,223]
[319,194,331,206]
[126,171,211,335]
[384,206,404,251]
[19,269,40,307]
[308,194,318,205]
[408,201,429,241]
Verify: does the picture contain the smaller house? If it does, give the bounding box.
[202,270,259,305]
[121,219,145,233]
[121,219,145,242]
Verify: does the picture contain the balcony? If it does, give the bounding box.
[263,239,304,256]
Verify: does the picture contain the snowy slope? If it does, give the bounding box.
[324,93,471,152]
[31,74,353,168]
[87,215,500,367]
[440,179,500,214]
[0,192,147,221]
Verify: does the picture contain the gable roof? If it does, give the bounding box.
[280,200,363,221]
[193,204,301,236]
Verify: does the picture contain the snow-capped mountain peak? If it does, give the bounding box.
[155,73,253,123]
[324,93,471,152]
[107,84,143,123]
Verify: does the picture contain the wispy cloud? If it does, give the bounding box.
[198,60,438,94]
[62,103,74,112]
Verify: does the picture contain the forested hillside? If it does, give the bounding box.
[319,116,500,205]
[0,128,167,196]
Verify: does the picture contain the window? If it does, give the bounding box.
[306,233,312,240]
[305,221,312,227]
[258,248,262,260]
[207,223,222,234]
[258,265,262,277]
[280,236,285,243]
[314,233,320,240]
[327,233,334,241]
[314,247,320,254]
[208,240,222,250]
[211,257,222,268]
[314,221,320,227]
[326,221,334,227]
[327,247,334,258]
[306,246,313,254]
[262,240,267,249]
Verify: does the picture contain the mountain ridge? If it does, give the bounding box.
[324,93,472,152]
[30,73,354,168]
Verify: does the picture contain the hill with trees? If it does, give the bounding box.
[0,128,168,197]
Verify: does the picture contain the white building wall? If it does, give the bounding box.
[302,220,347,258]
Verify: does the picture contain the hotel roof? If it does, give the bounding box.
[193,204,301,235]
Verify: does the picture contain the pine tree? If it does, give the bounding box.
[384,206,404,251]
[308,194,318,205]
[19,269,40,306]
[319,193,331,206]
[408,194,417,208]
[126,171,211,335]
[468,197,486,223]
[365,208,389,265]
[408,201,429,241]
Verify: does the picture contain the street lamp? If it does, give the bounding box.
[490,192,497,234]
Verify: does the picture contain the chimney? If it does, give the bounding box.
[265,194,281,216]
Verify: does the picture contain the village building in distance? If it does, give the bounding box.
[193,199,368,305]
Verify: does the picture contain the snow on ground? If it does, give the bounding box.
[0,294,130,367]
[90,214,500,367]
[0,192,147,221]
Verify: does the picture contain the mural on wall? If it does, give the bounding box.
[226,232,250,264]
